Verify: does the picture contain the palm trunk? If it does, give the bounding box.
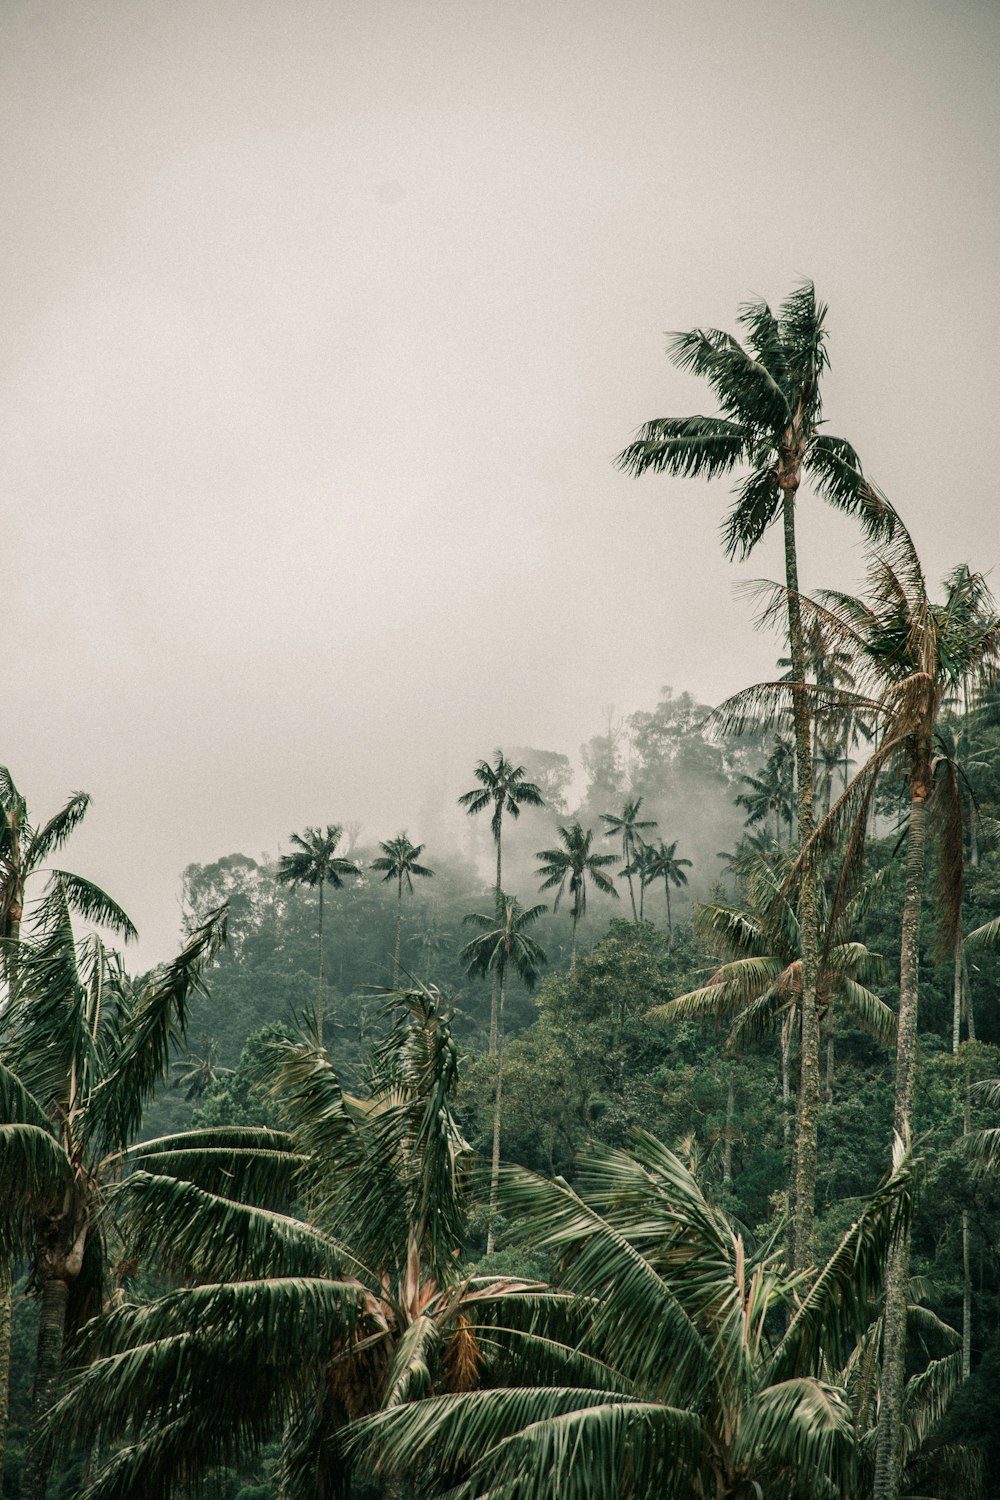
[570,910,578,970]
[21,1276,70,1500]
[487,838,502,1059]
[622,836,638,923]
[824,1027,835,1107]
[665,880,673,944]
[874,790,928,1500]
[486,969,505,1256]
[317,882,325,1047]
[0,1260,10,1484]
[780,1017,791,1143]
[952,929,963,1053]
[783,487,821,1272]
[393,874,403,988]
[722,1076,734,1184]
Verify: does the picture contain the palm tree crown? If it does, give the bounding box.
[371,834,434,985]
[601,797,657,923]
[535,823,617,964]
[276,825,360,1044]
[458,752,544,892]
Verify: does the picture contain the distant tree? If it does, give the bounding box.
[370,834,434,985]
[458,752,545,896]
[735,737,794,846]
[276,826,360,1046]
[643,838,693,943]
[461,894,547,1252]
[535,823,618,966]
[601,797,656,923]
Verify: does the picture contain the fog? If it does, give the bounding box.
[2,0,997,969]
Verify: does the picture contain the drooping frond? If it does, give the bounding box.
[97,904,228,1151]
[805,435,897,543]
[735,1377,856,1495]
[113,1170,351,1283]
[616,415,752,481]
[126,1127,307,1207]
[668,326,791,430]
[43,872,138,942]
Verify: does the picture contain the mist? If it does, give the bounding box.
[2,0,997,970]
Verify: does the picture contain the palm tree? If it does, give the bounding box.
[536,823,618,966]
[0,894,227,1500]
[622,839,659,921]
[735,530,1000,1500]
[735,735,794,846]
[650,854,891,1132]
[458,752,544,897]
[47,988,552,1500]
[601,797,656,922]
[618,283,895,1270]
[461,895,547,1253]
[276,825,360,1046]
[370,834,434,985]
[0,769,135,1480]
[643,838,692,942]
[356,1129,916,1500]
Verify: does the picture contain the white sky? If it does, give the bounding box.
[2,0,998,968]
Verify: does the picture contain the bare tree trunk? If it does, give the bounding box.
[0,1262,9,1484]
[317,882,324,1047]
[780,1020,791,1143]
[486,972,505,1256]
[22,1277,70,1500]
[393,875,403,988]
[824,1027,835,1107]
[783,488,821,1273]
[874,791,928,1500]
[722,1076,734,1184]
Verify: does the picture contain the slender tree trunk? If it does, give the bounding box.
[782,487,821,1272]
[952,930,963,1053]
[624,838,638,923]
[393,874,403,988]
[487,837,502,1059]
[824,1027,835,1107]
[317,882,324,1047]
[22,1276,70,1500]
[486,971,505,1256]
[0,1260,9,1484]
[665,881,673,945]
[570,911,578,970]
[956,961,973,1381]
[780,1018,791,1143]
[874,790,928,1500]
[722,1076,734,1184]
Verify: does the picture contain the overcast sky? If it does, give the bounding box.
[2,0,998,968]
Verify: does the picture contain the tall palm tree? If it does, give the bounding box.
[370,834,434,986]
[458,752,544,897]
[643,838,693,943]
[737,529,1000,1500]
[618,283,895,1269]
[48,988,551,1500]
[0,895,227,1500]
[461,894,547,1253]
[536,823,618,966]
[276,825,360,1046]
[0,769,135,1480]
[357,1130,917,1500]
[601,797,656,923]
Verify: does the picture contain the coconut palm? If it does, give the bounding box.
[618,283,895,1270]
[461,895,547,1253]
[643,838,693,943]
[622,839,659,921]
[0,893,227,1500]
[356,1128,916,1500]
[458,752,544,897]
[601,797,657,923]
[48,987,552,1500]
[0,769,135,1480]
[726,530,1000,1500]
[535,823,618,967]
[276,825,360,1046]
[370,834,434,985]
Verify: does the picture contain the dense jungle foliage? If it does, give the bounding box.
[4,285,1000,1500]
